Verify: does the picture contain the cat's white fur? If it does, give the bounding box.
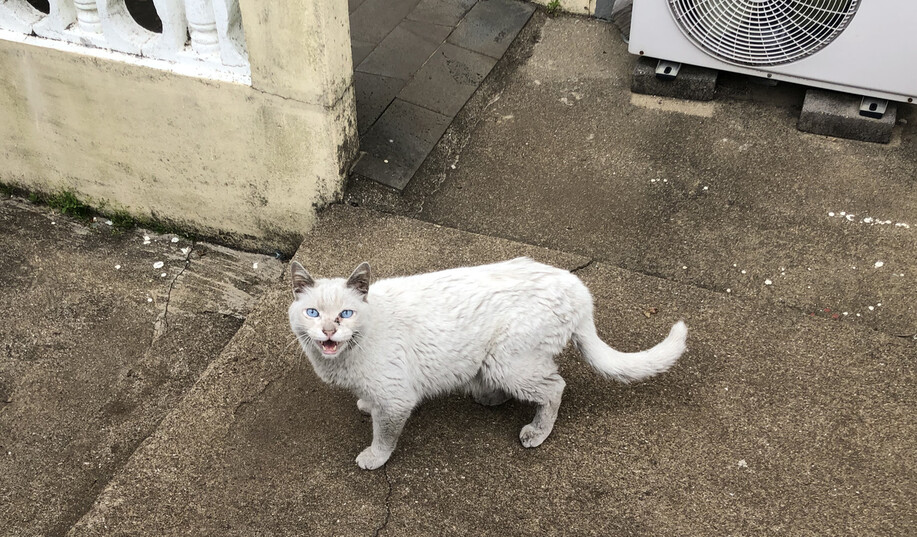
[288,257,687,470]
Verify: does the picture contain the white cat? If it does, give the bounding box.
[288,257,687,470]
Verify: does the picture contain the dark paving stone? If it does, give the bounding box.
[447,0,535,59]
[351,153,416,191]
[356,19,452,81]
[398,42,496,117]
[350,39,375,68]
[348,0,366,14]
[354,99,451,190]
[407,0,477,27]
[354,72,405,134]
[349,0,423,44]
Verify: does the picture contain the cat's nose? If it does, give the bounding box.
[323,328,336,337]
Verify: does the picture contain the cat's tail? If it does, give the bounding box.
[573,318,687,383]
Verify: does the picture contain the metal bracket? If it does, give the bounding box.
[859,97,889,119]
[655,60,681,81]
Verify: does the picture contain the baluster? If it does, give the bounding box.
[73,0,101,33]
[184,0,218,56]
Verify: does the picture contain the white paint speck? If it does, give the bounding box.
[450,164,456,170]
[877,303,882,307]
[160,272,167,278]
[868,306,875,311]
[180,247,190,255]
[726,288,731,293]
[843,312,848,316]
[51,221,56,225]
[153,261,164,269]
[874,261,884,268]
[253,262,259,270]
[171,237,179,243]
[764,279,773,285]
[828,212,835,217]
[741,270,747,274]
[682,266,688,270]
[703,186,709,191]
[105,220,113,226]
[840,212,846,216]
[147,297,153,303]
[856,313,861,317]
[738,460,748,468]
[115,265,121,270]
[383,159,389,164]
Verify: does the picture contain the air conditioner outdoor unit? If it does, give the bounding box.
[627,0,916,105]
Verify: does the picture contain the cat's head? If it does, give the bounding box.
[288,261,370,358]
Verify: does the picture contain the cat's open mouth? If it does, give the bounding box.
[320,340,340,355]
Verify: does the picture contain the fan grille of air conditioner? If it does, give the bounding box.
[668,0,860,66]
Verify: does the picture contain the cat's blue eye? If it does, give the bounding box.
[305,308,319,318]
[339,310,354,319]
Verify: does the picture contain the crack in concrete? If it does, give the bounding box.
[251,82,351,111]
[160,243,195,334]
[371,465,393,537]
[570,259,595,274]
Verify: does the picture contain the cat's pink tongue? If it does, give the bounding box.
[321,340,338,354]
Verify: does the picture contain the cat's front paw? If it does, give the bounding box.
[356,398,373,415]
[355,447,391,470]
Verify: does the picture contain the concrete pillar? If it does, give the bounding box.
[239,0,352,107]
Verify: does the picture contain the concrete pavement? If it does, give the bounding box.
[67,206,914,536]
[0,198,283,536]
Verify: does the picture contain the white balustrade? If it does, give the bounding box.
[0,0,250,80]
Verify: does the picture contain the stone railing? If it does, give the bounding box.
[0,0,249,81]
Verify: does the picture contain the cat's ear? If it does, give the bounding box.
[291,261,315,296]
[346,262,371,298]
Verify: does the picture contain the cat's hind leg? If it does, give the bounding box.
[497,364,566,448]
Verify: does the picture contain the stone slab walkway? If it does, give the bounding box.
[350,0,535,190]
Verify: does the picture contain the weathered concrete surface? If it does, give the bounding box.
[347,14,917,341]
[66,205,914,536]
[0,196,282,537]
